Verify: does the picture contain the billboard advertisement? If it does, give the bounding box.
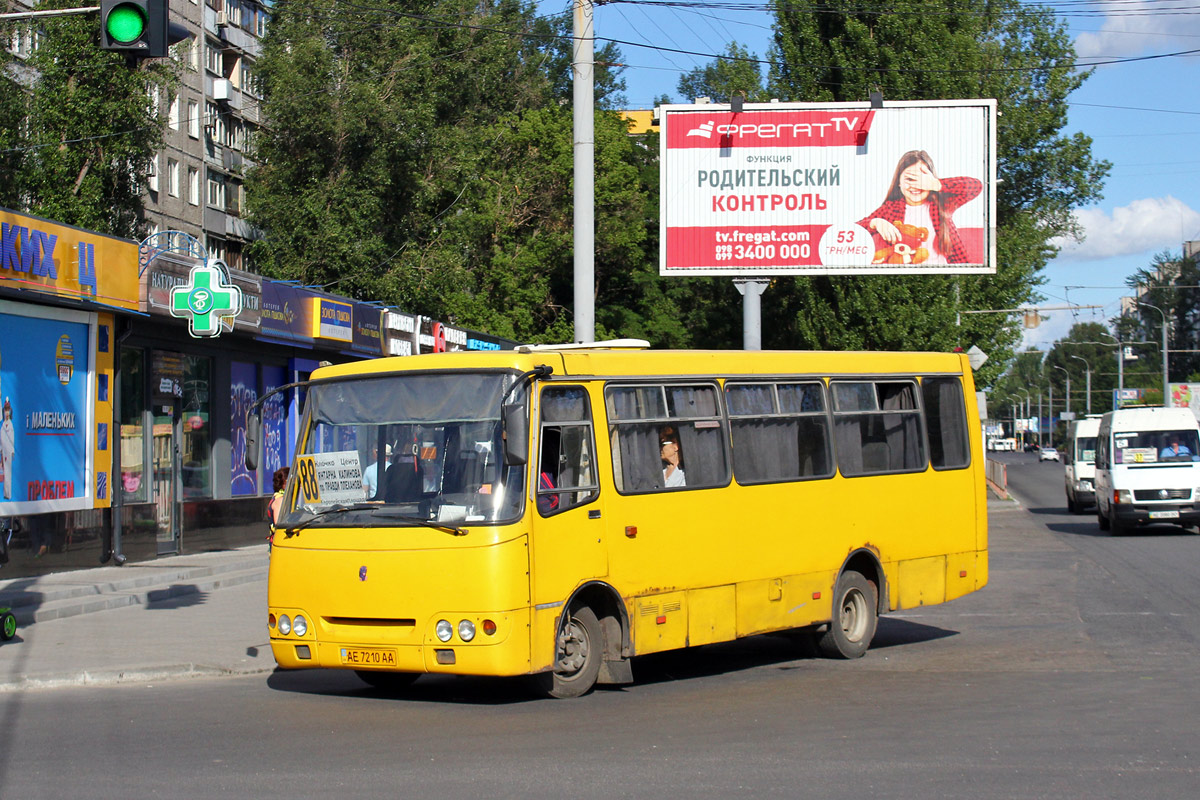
[0,301,97,515]
[659,100,997,276]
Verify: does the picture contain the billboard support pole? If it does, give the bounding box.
[572,0,595,343]
[735,279,768,350]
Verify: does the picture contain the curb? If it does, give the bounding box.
[8,566,267,626]
[0,662,277,693]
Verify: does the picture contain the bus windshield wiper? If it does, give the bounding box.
[279,503,380,537]
[366,510,467,536]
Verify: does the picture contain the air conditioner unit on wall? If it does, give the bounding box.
[212,78,232,102]
[216,11,229,27]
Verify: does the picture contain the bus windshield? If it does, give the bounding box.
[285,371,526,527]
[1113,429,1200,464]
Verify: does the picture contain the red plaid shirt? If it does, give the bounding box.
[857,176,982,264]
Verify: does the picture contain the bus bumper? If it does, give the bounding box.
[1111,505,1200,528]
[269,607,532,677]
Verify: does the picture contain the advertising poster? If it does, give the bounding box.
[261,364,287,480]
[230,360,258,496]
[660,100,997,276]
[0,301,95,515]
[1169,384,1200,419]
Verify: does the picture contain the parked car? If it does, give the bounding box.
[1039,446,1060,462]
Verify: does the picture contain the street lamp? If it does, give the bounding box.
[1053,364,1071,417]
[1021,389,1032,448]
[1136,301,1169,407]
[1070,355,1092,414]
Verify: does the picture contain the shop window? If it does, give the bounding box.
[182,356,212,498]
[119,347,148,503]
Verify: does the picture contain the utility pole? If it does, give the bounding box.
[572,0,595,343]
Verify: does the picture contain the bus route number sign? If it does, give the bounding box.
[295,451,365,506]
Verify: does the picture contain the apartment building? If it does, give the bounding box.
[147,0,267,271]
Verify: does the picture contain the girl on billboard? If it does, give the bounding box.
[858,150,982,265]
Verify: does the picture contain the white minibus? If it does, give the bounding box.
[1064,416,1100,513]
[1094,407,1200,534]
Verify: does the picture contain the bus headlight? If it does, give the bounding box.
[278,614,292,636]
[436,619,454,642]
[293,615,308,637]
[1116,489,1133,505]
[458,619,476,642]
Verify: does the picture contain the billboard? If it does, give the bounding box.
[659,100,997,276]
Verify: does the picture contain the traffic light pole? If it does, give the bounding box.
[0,7,100,21]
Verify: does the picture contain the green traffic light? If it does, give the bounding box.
[106,4,147,44]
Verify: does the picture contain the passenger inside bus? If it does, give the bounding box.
[660,425,686,487]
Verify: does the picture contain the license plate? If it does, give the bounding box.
[340,647,397,666]
[1149,510,1180,519]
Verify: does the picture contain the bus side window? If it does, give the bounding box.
[727,381,833,484]
[538,386,599,516]
[606,383,729,493]
[922,377,970,470]
[833,380,926,477]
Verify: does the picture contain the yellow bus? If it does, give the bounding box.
[251,342,988,697]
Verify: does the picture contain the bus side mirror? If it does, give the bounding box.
[502,403,528,466]
[245,412,261,471]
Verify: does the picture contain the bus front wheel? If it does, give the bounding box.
[815,570,877,659]
[537,605,602,699]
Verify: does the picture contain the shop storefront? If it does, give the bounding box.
[0,212,513,578]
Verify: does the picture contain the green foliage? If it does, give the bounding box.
[1126,250,1200,383]
[2,0,176,237]
[677,43,772,104]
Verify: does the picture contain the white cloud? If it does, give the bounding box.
[1074,4,1200,59]
[1051,196,1200,261]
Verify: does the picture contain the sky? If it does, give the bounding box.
[539,0,1200,355]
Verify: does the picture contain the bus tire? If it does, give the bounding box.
[537,605,603,699]
[1097,509,1110,531]
[816,570,877,659]
[355,670,419,691]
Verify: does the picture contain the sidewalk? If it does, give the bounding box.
[0,545,271,691]
[0,496,1024,692]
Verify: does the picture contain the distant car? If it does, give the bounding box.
[1039,447,1060,462]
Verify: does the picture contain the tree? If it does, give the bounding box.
[677,43,773,104]
[765,0,1109,385]
[247,0,646,339]
[1126,250,1200,383]
[5,0,176,237]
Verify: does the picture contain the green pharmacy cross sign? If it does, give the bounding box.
[169,262,243,338]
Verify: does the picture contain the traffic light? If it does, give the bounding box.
[99,0,169,58]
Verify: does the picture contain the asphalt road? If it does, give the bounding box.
[2,462,1198,799]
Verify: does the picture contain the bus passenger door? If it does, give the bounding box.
[530,385,606,606]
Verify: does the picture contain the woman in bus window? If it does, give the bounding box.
[661,426,686,487]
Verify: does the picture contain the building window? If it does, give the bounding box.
[167,158,179,197]
[187,100,200,138]
[147,156,158,193]
[168,95,179,130]
[187,167,200,205]
[207,173,225,208]
[206,41,222,74]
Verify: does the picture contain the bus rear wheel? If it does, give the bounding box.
[815,570,877,659]
[537,605,602,699]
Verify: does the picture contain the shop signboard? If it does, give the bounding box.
[659,100,997,276]
[1,207,139,311]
